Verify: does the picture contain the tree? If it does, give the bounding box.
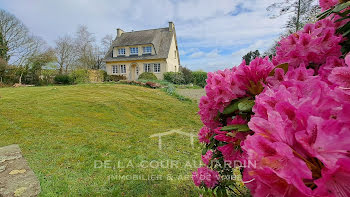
[55,35,75,74]
[242,50,260,65]
[101,34,114,54]
[179,66,193,84]
[0,58,7,83]
[0,31,9,61]
[0,9,40,65]
[264,0,321,58]
[74,25,96,69]
[267,0,320,32]
[27,48,56,84]
[0,9,45,84]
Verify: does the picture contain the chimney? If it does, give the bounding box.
[168,22,174,32]
[117,28,124,37]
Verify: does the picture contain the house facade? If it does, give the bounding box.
[103,22,180,80]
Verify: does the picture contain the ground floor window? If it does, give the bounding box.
[153,63,160,73]
[112,65,118,74]
[144,64,152,72]
[120,65,126,73]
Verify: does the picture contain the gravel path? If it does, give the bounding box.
[176,89,205,102]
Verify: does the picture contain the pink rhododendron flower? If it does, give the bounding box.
[199,57,275,129]
[236,57,275,95]
[242,135,313,195]
[214,116,250,164]
[319,0,338,11]
[198,126,213,144]
[205,68,246,112]
[244,65,350,195]
[198,96,221,129]
[328,53,350,102]
[295,116,350,167]
[201,150,213,166]
[313,159,350,196]
[226,115,246,125]
[195,1,350,194]
[273,18,342,69]
[243,167,311,197]
[329,64,350,89]
[319,56,346,84]
[192,167,220,188]
[346,53,350,65]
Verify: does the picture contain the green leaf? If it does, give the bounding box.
[202,147,208,155]
[269,63,289,76]
[343,28,350,37]
[317,8,332,20]
[220,124,250,132]
[337,22,350,35]
[335,15,350,23]
[222,100,239,115]
[332,2,350,13]
[237,98,255,112]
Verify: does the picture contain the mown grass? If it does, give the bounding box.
[0,84,203,196]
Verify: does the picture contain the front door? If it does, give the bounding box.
[130,65,136,80]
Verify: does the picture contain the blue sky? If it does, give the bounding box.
[0,0,288,72]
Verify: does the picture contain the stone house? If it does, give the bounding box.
[103,22,180,80]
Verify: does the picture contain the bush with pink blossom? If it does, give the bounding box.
[193,1,350,196]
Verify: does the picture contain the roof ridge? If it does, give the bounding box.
[123,27,168,34]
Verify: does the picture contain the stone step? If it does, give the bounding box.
[0,144,41,197]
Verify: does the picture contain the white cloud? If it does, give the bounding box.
[189,51,205,58]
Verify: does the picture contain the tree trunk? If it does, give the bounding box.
[296,0,301,32]
[19,72,23,84]
[59,63,63,74]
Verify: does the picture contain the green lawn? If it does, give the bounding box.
[0,84,203,196]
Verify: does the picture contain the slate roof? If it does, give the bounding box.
[104,27,174,62]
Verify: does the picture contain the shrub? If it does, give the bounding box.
[180,66,193,84]
[40,69,58,85]
[88,70,105,83]
[54,74,72,85]
[163,72,185,84]
[138,72,157,80]
[105,75,126,82]
[192,71,207,87]
[70,69,89,84]
[163,83,191,102]
[193,1,350,196]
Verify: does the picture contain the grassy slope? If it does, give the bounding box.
[0,84,203,196]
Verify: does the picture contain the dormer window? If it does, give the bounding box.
[118,48,125,55]
[130,47,138,55]
[143,46,152,54]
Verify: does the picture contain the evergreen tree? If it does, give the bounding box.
[242,50,260,65]
[0,31,9,62]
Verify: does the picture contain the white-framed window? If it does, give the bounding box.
[120,65,126,73]
[144,63,152,72]
[143,46,152,54]
[130,47,138,55]
[153,63,160,73]
[118,48,125,55]
[112,65,119,74]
